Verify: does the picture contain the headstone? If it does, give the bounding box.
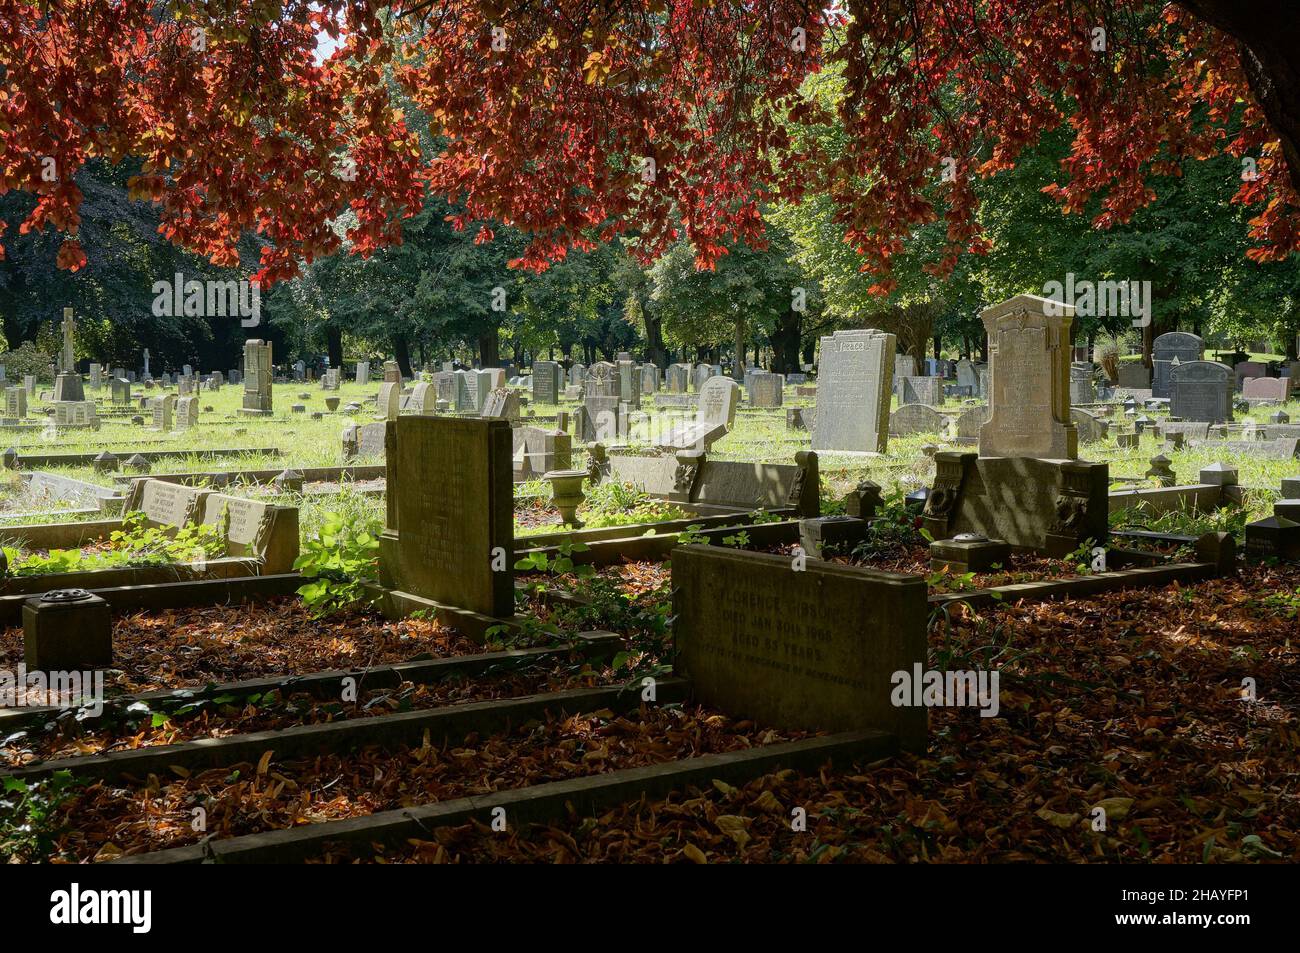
[356,361,371,385]
[407,381,433,415]
[978,295,1076,460]
[672,546,926,748]
[889,403,946,436]
[23,375,35,397]
[617,360,641,409]
[383,361,401,383]
[532,361,561,404]
[175,395,199,429]
[579,396,624,443]
[1070,407,1108,443]
[89,363,102,390]
[1069,361,1095,405]
[1117,362,1151,388]
[240,339,273,415]
[1152,332,1204,398]
[955,405,990,441]
[1170,361,1233,423]
[1234,360,1267,392]
[322,367,341,390]
[378,381,401,420]
[691,363,716,393]
[379,417,514,616]
[811,328,895,453]
[658,376,740,451]
[1242,376,1290,403]
[5,386,26,419]
[900,376,942,406]
[666,363,690,393]
[640,363,660,395]
[481,387,520,420]
[455,369,492,413]
[150,394,176,431]
[53,401,97,427]
[956,359,979,396]
[747,370,784,408]
[198,493,299,574]
[433,371,457,406]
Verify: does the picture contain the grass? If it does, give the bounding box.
[2,376,1296,541]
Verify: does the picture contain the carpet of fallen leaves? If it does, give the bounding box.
[48,705,806,862]
[0,599,480,699]
[2,654,601,767]
[316,563,1300,864]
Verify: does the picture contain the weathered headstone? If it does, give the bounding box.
[658,376,739,450]
[379,417,514,617]
[978,294,1076,460]
[666,363,691,393]
[890,403,946,436]
[532,361,561,404]
[1242,376,1290,403]
[5,386,26,419]
[900,375,942,406]
[811,329,895,453]
[746,371,784,408]
[378,381,401,420]
[1170,361,1233,423]
[240,339,273,415]
[673,546,926,749]
[1152,331,1204,399]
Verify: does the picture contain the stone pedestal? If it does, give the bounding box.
[930,534,1010,573]
[799,516,868,559]
[23,590,112,670]
[53,372,84,402]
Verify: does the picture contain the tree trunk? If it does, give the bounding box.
[770,308,803,374]
[393,333,413,379]
[644,313,667,367]
[733,315,746,379]
[478,326,500,367]
[1178,1,1300,195]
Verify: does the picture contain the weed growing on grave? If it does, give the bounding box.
[721,530,751,547]
[1258,586,1300,617]
[1,512,224,575]
[578,480,688,529]
[294,510,381,615]
[676,524,709,545]
[850,486,923,562]
[0,770,80,863]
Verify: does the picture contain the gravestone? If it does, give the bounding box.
[672,546,926,749]
[900,376,942,406]
[150,394,176,431]
[111,377,130,404]
[889,403,946,436]
[658,376,739,451]
[1234,360,1267,392]
[691,363,716,393]
[641,363,660,395]
[378,381,401,420]
[1170,361,1233,423]
[53,401,97,427]
[199,493,300,574]
[481,387,520,420]
[1070,407,1109,443]
[175,396,199,429]
[956,359,979,396]
[124,478,210,528]
[52,307,85,402]
[89,363,102,390]
[978,294,1076,460]
[666,363,690,393]
[569,362,586,387]
[23,375,35,397]
[811,328,895,453]
[322,368,341,390]
[5,386,26,419]
[747,371,784,408]
[240,339,273,415]
[617,360,641,409]
[579,396,624,443]
[1242,376,1290,403]
[407,381,433,414]
[586,362,619,397]
[955,404,990,441]
[1069,362,1095,405]
[433,371,457,405]
[356,361,371,386]
[455,369,492,413]
[1152,331,1204,399]
[532,361,561,404]
[512,426,572,479]
[383,361,401,383]
[1118,362,1151,388]
[379,417,514,617]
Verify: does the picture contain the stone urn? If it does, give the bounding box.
[543,469,589,529]
[325,396,341,412]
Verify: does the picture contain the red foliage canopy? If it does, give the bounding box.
[1,0,1295,285]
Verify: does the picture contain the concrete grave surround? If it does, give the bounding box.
[379,416,514,617]
[1170,361,1233,424]
[811,328,895,453]
[672,545,926,750]
[978,294,1077,460]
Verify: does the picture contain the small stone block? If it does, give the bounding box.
[1199,462,1238,486]
[1245,516,1300,561]
[798,516,868,559]
[1194,531,1237,576]
[23,590,112,670]
[930,534,1011,573]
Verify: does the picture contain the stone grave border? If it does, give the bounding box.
[110,730,889,864]
[5,447,282,469]
[0,633,622,733]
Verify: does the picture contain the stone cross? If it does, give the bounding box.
[143,348,151,375]
[61,307,75,372]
